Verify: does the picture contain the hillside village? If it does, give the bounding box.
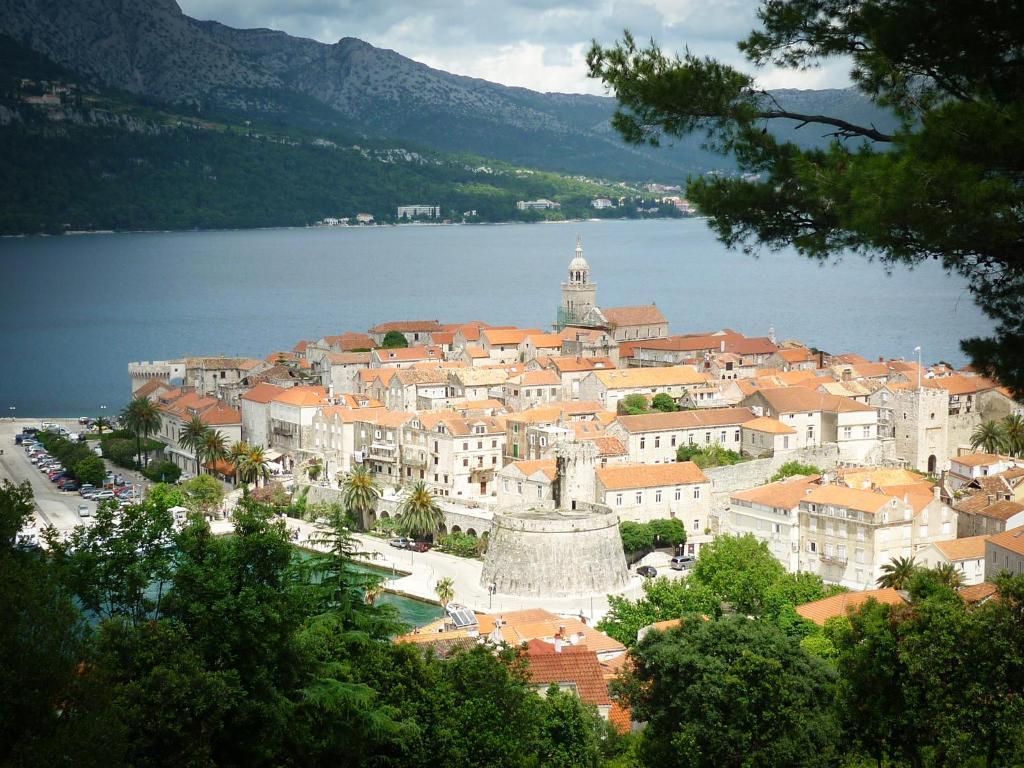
[128,240,1024,606]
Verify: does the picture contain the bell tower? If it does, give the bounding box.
[558,236,597,329]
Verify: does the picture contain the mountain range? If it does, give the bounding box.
[0,0,899,182]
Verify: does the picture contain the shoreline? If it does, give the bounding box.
[0,215,701,240]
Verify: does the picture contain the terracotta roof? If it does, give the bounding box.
[292,340,310,353]
[954,492,1017,516]
[202,458,236,477]
[324,351,371,365]
[933,535,989,561]
[596,461,708,490]
[198,402,242,426]
[507,370,562,387]
[741,416,796,434]
[796,588,907,625]
[988,525,1024,556]
[133,379,176,399]
[602,305,667,327]
[272,386,328,407]
[615,407,755,433]
[357,410,415,428]
[506,459,558,482]
[393,369,450,385]
[322,332,375,350]
[592,366,709,389]
[923,374,998,396]
[482,328,542,346]
[959,582,999,604]
[464,345,489,359]
[778,347,816,363]
[581,435,628,456]
[524,640,611,707]
[523,333,566,349]
[731,476,821,509]
[373,345,444,362]
[546,356,616,373]
[369,320,442,333]
[748,386,875,414]
[951,452,1011,468]
[643,618,683,633]
[839,467,926,489]
[801,485,895,515]
[430,331,455,345]
[454,367,513,386]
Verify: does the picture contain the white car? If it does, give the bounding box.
[77,504,92,518]
[90,490,116,501]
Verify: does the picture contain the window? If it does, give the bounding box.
[463,442,469,450]
[705,432,711,444]
[615,493,623,507]
[855,548,864,564]
[536,485,542,498]
[810,518,817,532]
[674,487,681,501]
[463,458,469,467]
[734,429,740,442]
[636,491,643,504]
[862,425,871,438]
[671,435,677,447]
[517,482,523,494]
[492,440,497,448]
[808,542,817,553]
[503,479,510,491]
[640,437,646,449]
[654,436,660,449]
[693,518,700,531]
[807,425,814,441]
[720,430,726,443]
[693,486,701,499]
[843,426,852,439]
[655,489,662,503]
[492,456,497,465]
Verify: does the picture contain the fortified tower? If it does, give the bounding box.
[482,439,628,598]
[557,236,597,329]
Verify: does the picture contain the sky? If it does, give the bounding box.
[176,0,852,94]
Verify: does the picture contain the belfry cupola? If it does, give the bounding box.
[557,235,598,329]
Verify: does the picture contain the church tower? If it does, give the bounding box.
[558,236,597,329]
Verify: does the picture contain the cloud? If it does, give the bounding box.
[177,0,852,94]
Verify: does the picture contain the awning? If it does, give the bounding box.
[264,449,284,461]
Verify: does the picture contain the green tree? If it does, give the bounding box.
[650,393,679,412]
[618,616,839,767]
[306,460,323,482]
[1001,414,1024,456]
[201,429,229,478]
[587,3,1024,395]
[676,443,743,467]
[237,444,272,490]
[74,453,107,487]
[94,415,112,436]
[971,420,1007,454]
[932,562,965,589]
[876,555,919,589]
[381,330,409,349]
[691,534,786,614]
[769,460,822,482]
[180,474,225,517]
[339,466,382,531]
[619,520,655,559]
[647,517,687,548]
[0,478,34,545]
[598,577,721,646]
[178,415,210,477]
[618,393,649,415]
[396,482,444,540]
[434,576,455,606]
[122,396,162,467]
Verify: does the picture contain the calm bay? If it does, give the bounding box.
[0,218,991,417]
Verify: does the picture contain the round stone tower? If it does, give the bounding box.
[481,506,629,597]
[482,439,627,598]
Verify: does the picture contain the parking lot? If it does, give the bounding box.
[0,418,148,536]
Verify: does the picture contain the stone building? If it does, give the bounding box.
[579,366,710,412]
[399,413,506,498]
[606,407,757,464]
[728,475,820,572]
[986,526,1024,578]
[496,459,557,508]
[594,462,713,551]
[917,536,990,586]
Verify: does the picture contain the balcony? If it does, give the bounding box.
[819,553,849,567]
[402,448,428,468]
[368,443,398,463]
[469,468,495,483]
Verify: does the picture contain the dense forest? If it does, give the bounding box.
[3,479,1023,768]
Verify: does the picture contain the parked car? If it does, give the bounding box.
[77,504,91,518]
[62,482,80,492]
[78,417,90,425]
[57,477,75,489]
[670,555,696,571]
[407,541,431,552]
[90,490,116,501]
[389,537,411,549]
[78,484,96,496]
[636,565,658,578]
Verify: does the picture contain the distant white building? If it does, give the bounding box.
[355,212,375,224]
[517,199,561,211]
[397,204,440,219]
[591,198,614,210]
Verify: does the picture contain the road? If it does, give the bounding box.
[0,418,150,535]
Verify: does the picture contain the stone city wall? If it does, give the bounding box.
[705,444,841,513]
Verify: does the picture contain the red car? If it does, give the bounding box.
[407,541,431,553]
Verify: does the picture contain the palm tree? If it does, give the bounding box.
[396,481,444,541]
[933,562,964,589]
[201,429,228,478]
[434,576,455,607]
[364,583,385,606]
[1001,414,1024,457]
[877,555,919,589]
[122,396,162,468]
[179,416,210,476]
[339,466,381,531]
[94,416,112,436]
[237,444,271,490]
[970,420,1006,454]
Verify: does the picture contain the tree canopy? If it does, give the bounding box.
[588,0,1024,395]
